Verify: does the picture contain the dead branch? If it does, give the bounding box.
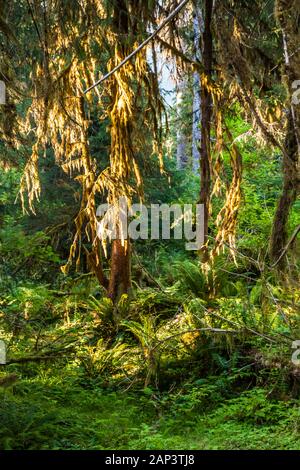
[84,0,191,93]
[271,224,300,268]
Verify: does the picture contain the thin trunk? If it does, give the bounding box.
[271,112,299,268]
[192,72,201,174]
[271,0,300,268]
[192,1,203,174]
[176,77,188,169]
[86,246,108,290]
[199,0,213,260]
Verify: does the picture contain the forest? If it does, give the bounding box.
[0,0,299,452]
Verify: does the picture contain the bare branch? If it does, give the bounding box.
[272,224,300,268]
[84,0,191,94]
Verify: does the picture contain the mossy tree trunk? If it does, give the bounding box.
[271,0,300,268]
[199,0,213,261]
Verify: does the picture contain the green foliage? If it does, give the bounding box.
[0,4,299,451]
[174,260,207,298]
[1,367,300,450]
[78,338,130,379]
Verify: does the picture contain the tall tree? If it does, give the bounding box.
[176,73,188,169]
[270,0,300,268]
[199,0,213,261]
[1,0,164,307]
[192,0,203,174]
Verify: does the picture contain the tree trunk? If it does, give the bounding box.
[199,0,213,260]
[176,76,188,169]
[271,0,300,268]
[108,239,131,303]
[192,0,203,175]
[86,245,108,290]
[107,0,132,303]
[271,112,299,268]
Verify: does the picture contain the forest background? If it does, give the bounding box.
[0,0,299,450]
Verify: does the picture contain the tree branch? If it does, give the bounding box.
[84,0,191,94]
[272,224,300,268]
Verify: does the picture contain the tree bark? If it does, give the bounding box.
[271,113,299,268]
[199,0,213,260]
[192,0,203,174]
[108,239,131,303]
[85,246,108,290]
[271,0,300,269]
[176,76,188,169]
[107,0,132,303]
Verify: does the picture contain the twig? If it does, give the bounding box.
[156,36,202,71]
[132,248,164,291]
[271,224,300,268]
[1,344,77,365]
[3,352,73,365]
[218,267,258,283]
[152,327,238,351]
[207,235,260,268]
[265,282,290,327]
[26,0,43,48]
[193,303,279,344]
[84,0,191,94]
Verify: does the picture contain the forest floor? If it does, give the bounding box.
[1,276,300,450]
[1,367,300,450]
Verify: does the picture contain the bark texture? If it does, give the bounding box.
[199,0,213,260]
[271,0,300,268]
[192,0,203,174]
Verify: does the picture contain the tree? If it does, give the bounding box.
[176,74,189,170]
[198,0,213,261]
[192,0,203,174]
[2,0,164,307]
[270,0,300,268]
